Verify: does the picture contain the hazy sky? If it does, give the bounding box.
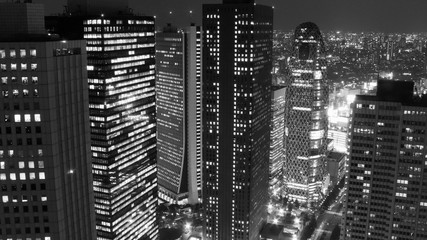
[35,0,427,32]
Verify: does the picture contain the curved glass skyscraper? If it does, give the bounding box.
[283,22,328,206]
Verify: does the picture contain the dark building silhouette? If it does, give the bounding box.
[341,80,427,240]
[283,22,329,206]
[202,0,273,239]
[0,2,96,239]
[46,1,158,239]
[156,24,203,204]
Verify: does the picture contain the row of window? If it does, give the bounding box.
[2,89,39,98]
[0,172,45,182]
[0,149,43,158]
[1,63,38,71]
[1,76,38,85]
[0,126,42,135]
[0,49,37,59]
[0,138,43,146]
[3,102,40,110]
[2,114,41,123]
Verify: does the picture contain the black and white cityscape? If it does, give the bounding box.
[0,0,427,240]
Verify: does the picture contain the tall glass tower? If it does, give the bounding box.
[202,0,273,239]
[283,22,328,206]
[46,2,158,239]
[156,24,202,205]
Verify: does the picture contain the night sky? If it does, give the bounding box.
[36,0,427,33]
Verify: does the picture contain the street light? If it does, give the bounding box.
[185,222,191,230]
[273,218,278,225]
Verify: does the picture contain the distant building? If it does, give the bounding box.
[46,2,158,239]
[156,24,203,204]
[202,0,273,239]
[328,130,348,153]
[260,223,293,240]
[341,80,427,240]
[270,86,286,195]
[283,22,329,206]
[0,2,96,239]
[326,151,346,186]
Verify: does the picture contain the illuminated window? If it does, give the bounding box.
[10,49,16,58]
[38,161,44,168]
[41,195,47,201]
[28,161,34,168]
[21,63,27,70]
[20,173,26,180]
[38,150,43,157]
[0,64,5,71]
[10,173,16,180]
[0,49,5,58]
[12,89,19,97]
[23,89,29,97]
[34,114,41,122]
[32,76,38,84]
[22,77,28,85]
[31,63,37,71]
[2,196,9,203]
[24,114,31,122]
[0,161,4,168]
[14,114,21,122]
[34,89,39,97]
[30,49,36,57]
[39,172,45,180]
[20,49,26,58]
[1,77,7,84]
[11,63,17,70]
[19,162,25,169]
[29,172,36,180]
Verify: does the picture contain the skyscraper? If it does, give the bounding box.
[341,80,427,240]
[156,24,203,204]
[0,2,96,239]
[202,0,273,239]
[283,22,329,206]
[46,1,158,239]
[269,86,286,196]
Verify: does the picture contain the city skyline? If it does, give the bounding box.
[37,0,427,32]
[1,0,427,240]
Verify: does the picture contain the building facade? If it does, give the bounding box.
[156,24,202,204]
[46,4,158,239]
[202,0,273,239]
[283,22,329,205]
[341,80,427,240]
[0,2,96,239]
[269,86,286,196]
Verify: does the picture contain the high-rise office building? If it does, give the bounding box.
[202,0,273,239]
[156,24,202,205]
[283,22,329,205]
[341,80,427,240]
[0,2,96,239]
[269,86,286,195]
[46,1,158,239]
